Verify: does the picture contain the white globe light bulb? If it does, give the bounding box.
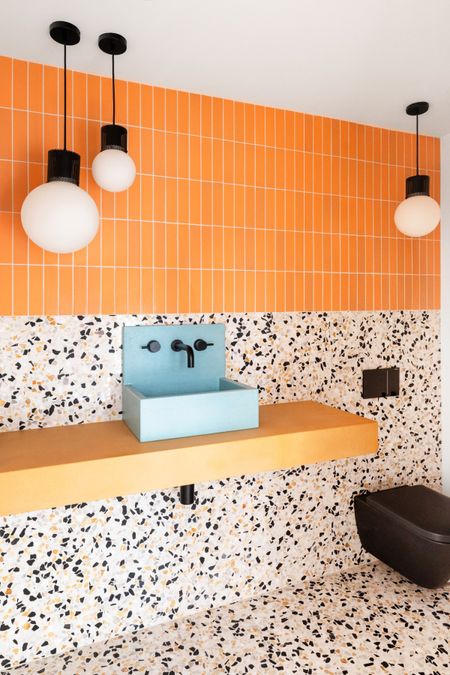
[394,195,440,237]
[92,148,136,192]
[21,181,99,254]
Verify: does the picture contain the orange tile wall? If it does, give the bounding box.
[0,56,441,316]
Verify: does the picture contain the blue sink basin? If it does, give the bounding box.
[122,324,259,442]
[123,378,258,442]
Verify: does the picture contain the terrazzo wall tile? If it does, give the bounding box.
[0,310,441,670]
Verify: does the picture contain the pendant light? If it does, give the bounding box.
[92,33,136,192]
[21,21,99,254]
[394,101,440,237]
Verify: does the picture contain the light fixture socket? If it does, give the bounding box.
[101,124,128,152]
[49,21,80,46]
[98,32,127,56]
[47,149,80,184]
[406,101,429,117]
[405,174,430,198]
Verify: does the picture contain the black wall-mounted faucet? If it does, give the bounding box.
[171,340,195,368]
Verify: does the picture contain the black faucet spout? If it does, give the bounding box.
[171,340,195,368]
[185,344,194,368]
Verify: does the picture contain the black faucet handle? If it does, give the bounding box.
[141,340,161,353]
[194,339,214,351]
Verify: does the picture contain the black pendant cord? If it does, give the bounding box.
[47,21,81,185]
[112,53,116,126]
[403,101,430,199]
[63,44,67,151]
[97,32,127,152]
[416,113,419,176]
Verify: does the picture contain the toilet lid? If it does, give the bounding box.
[366,485,450,544]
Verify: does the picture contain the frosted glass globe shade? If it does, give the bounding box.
[92,148,136,192]
[394,195,440,237]
[21,181,99,253]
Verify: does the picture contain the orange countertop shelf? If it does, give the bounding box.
[0,401,378,516]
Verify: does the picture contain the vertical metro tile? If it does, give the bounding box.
[87,73,100,121]
[59,266,74,315]
[201,96,212,137]
[13,265,29,314]
[141,84,153,128]
[0,264,13,314]
[201,269,213,313]
[166,269,178,313]
[13,59,28,109]
[114,79,127,126]
[0,56,12,108]
[0,213,13,264]
[115,267,128,314]
[154,268,166,312]
[73,70,87,119]
[43,265,59,315]
[255,271,265,311]
[141,268,153,313]
[0,110,12,160]
[190,269,202,313]
[101,267,115,314]
[179,269,190,313]
[73,266,87,315]
[245,270,256,313]
[190,94,201,135]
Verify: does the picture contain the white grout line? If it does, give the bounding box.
[71,68,75,315]
[152,87,155,313]
[85,72,89,315]
[42,63,46,312]
[1,158,439,205]
[176,91,180,314]
[221,100,225,312]
[187,93,191,314]
[302,115,306,310]
[199,96,203,312]
[264,108,267,311]
[126,80,130,314]
[139,83,143,314]
[283,110,287,311]
[26,61,30,316]
[232,100,236,313]
[164,89,167,313]
[2,262,438,275]
[1,215,439,242]
[56,63,60,313]
[1,103,435,167]
[253,106,257,311]
[321,119,324,310]
[10,59,14,314]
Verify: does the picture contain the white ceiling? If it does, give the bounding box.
[1,0,450,136]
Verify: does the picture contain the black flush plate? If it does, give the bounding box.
[362,367,400,399]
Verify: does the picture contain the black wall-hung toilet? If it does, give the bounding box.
[354,485,450,589]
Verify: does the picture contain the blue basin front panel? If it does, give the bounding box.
[123,378,259,442]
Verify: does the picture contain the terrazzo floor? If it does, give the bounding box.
[6,563,449,675]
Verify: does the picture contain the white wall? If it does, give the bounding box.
[441,134,450,494]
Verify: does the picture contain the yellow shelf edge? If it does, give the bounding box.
[0,401,378,515]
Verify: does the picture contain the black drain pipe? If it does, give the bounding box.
[179,484,195,505]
